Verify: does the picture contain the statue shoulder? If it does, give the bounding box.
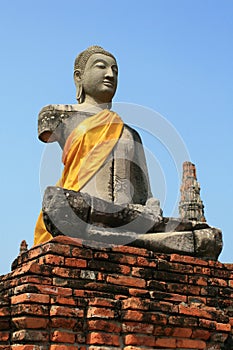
[38,104,84,143]
[123,124,143,144]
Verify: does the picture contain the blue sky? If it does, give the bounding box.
[0,0,232,274]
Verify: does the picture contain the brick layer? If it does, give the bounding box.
[0,236,232,349]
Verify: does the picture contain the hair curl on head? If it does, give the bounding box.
[74,45,117,75]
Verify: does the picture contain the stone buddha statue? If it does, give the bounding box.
[34,46,160,246]
[34,45,222,261]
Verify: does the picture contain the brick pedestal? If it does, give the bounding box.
[0,236,232,349]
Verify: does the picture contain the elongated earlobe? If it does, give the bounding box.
[74,70,84,103]
[76,83,83,103]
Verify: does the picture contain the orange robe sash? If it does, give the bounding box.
[34,109,123,246]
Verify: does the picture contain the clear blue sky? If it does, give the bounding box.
[0,0,232,274]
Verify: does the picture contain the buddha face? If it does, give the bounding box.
[75,53,118,104]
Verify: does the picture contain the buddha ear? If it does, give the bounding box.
[74,69,81,85]
[74,69,84,103]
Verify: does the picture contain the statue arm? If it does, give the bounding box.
[38,104,66,143]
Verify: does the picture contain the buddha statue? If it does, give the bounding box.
[33,45,222,261]
[34,46,160,245]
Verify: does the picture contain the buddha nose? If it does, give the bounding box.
[105,67,114,78]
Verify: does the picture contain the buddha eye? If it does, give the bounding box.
[95,63,106,69]
[112,66,118,75]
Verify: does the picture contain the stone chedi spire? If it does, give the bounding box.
[19,240,28,255]
[179,161,206,222]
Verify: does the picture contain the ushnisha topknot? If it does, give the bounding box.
[74,45,117,74]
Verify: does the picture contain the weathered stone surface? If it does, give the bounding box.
[194,228,223,260]
[19,240,28,255]
[42,186,222,260]
[43,186,90,237]
[85,228,221,259]
[82,226,140,247]
[134,228,222,260]
[153,217,210,233]
[179,161,206,222]
[132,231,195,255]
[42,186,162,238]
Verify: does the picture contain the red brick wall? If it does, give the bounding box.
[0,235,232,349]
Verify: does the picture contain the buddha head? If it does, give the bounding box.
[74,45,118,105]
